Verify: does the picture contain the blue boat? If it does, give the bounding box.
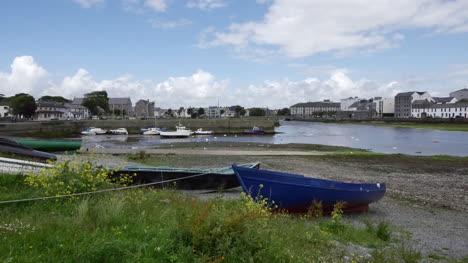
[232,164,386,213]
[243,126,265,134]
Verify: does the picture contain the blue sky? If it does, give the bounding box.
[1,0,468,108]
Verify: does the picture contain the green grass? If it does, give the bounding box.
[0,172,433,262]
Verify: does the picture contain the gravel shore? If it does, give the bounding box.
[59,142,468,259]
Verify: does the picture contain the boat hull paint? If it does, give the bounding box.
[0,138,57,161]
[15,140,81,152]
[232,164,385,213]
[110,163,261,190]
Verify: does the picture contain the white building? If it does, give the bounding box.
[66,103,90,120]
[0,102,10,117]
[411,102,468,118]
[449,88,468,101]
[373,97,395,117]
[395,91,432,118]
[36,101,69,121]
[340,97,361,111]
[290,100,340,118]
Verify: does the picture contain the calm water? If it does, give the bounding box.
[78,121,468,156]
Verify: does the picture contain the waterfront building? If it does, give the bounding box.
[373,97,395,117]
[36,101,69,121]
[449,88,468,101]
[290,100,340,118]
[0,101,10,117]
[72,97,133,118]
[394,91,431,118]
[340,97,361,111]
[66,103,90,120]
[134,99,155,119]
[432,97,457,104]
[411,101,468,118]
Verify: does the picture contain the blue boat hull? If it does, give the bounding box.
[232,164,386,213]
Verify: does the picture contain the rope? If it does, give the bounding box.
[0,171,212,205]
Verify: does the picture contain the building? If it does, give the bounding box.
[432,97,457,104]
[134,100,155,119]
[207,106,222,118]
[373,97,395,117]
[340,97,361,111]
[0,101,10,117]
[394,91,431,118]
[449,88,468,101]
[72,97,133,118]
[411,102,468,118]
[36,101,69,121]
[290,100,340,118]
[66,103,90,120]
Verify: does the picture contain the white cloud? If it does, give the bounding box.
[150,18,192,29]
[187,0,227,10]
[121,0,167,13]
[145,0,167,12]
[73,0,104,8]
[201,0,468,58]
[2,56,468,108]
[0,56,48,95]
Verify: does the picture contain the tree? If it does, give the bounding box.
[82,91,109,115]
[277,107,290,116]
[177,107,185,117]
[187,107,194,115]
[240,108,246,117]
[220,109,225,116]
[197,107,205,116]
[249,108,266,116]
[39,95,71,103]
[9,93,36,118]
[191,112,198,119]
[233,105,245,118]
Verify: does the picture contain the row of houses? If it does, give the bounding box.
[290,88,468,119]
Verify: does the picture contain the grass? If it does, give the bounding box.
[0,171,433,262]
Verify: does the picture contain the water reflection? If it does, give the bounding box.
[80,121,468,156]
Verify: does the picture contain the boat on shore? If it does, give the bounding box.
[15,139,81,152]
[194,128,214,135]
[81,127,107,135]
[0,138,57,161]
[160,124,191,138]
[109,162,261,190]
[232,164,386,213]
[142,127,161,135]
[243,126,265,135]
[110,128,128,135]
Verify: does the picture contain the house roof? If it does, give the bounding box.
[412,99,433,105]
[290,101,340,108]
[37,101,67,108]
[412,101,468,109]
[432,97,455,103]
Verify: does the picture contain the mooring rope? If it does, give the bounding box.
[0,171,212,204]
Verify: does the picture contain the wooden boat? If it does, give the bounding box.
[232,164,386,213]
[0,138,57,161]
[14,140,81,152]
[243,126,265,135]
[109,162,261,190]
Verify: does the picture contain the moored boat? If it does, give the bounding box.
[232,164,386,213]
[89,127,107,135]
[243,126,265,135]
[194,128,214,135]
[0,138,57,161]
[110,128,128,135]
[142,127,161,135]
[81,128,96,136]
[109,162,261,190]
[160,123,191,138]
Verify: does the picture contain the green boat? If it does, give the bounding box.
[15,140,81,152]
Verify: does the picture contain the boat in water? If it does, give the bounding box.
[81,127,107,135]
[110,128,128,135]
[109,162,261,190]
[194,128,214,135]
[81,128,96,136]
[160,123,191,138]
[232,164,386,213]
[0,138,57,161]
[243,126,265,135]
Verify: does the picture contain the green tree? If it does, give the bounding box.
[197,107,205,116]
[187,107,194,115]
[277,108,290,116]
[191,112,198,119]
[177,107,185,117]
[39,96,71,103]
[9,93,37,118]
[220,109,225,115]
[82,91,109,115]
[249,108,266,116]
[233,105,245,118]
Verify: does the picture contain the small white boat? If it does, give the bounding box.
[110,128,128,135]
[194,128,214,135]
[89,127,107,135]
[81,128,96,136]
[160,124,191,138]
[143,127,161,135]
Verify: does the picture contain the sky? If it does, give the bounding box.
[1,0,468,109]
